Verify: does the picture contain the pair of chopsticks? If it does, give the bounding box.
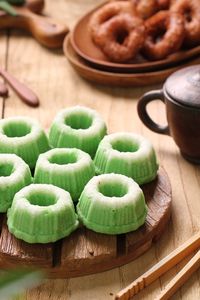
[0,68,39,107]
[115,232,200,300]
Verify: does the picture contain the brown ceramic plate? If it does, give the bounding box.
[71,1,200,73]
[64,35,200,87]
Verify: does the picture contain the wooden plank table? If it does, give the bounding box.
[1,0,200,299]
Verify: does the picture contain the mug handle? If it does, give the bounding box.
[137,89,170,135]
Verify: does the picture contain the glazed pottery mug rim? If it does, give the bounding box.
[163,86,200,111]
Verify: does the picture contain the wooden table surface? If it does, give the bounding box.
[1,0,200,299]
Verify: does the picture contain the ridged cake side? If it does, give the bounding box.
[77,173,147,234]
[7,184,79,243]
[34,148,95,201]
[49,106,107,158]
[94,132,159,185]
[0,117,49,169]
[0,154,32,212]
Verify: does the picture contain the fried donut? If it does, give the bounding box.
[131,0,158,19]
[142,11,185,60]
[157,0,171,9]
[89,1,136,42]
[94,14,145,63]
[171,0,200,47]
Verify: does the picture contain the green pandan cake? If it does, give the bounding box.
[49,106,107,158]
[7,184,79,244]
[0,117,49,169]
[34,148,95,202]
[94,132,159,185]
[0,154,32,212]
[77,173,147,234]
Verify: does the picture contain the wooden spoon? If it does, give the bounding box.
[0,6,69,48]
[0,69,39,107]
[0,81,8,98]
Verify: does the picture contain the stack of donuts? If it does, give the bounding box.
[89,0,200,62]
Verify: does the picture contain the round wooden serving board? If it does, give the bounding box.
[0,167,171,278]
[64,36,200,88]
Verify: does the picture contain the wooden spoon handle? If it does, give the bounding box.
[157,250,200,300]
[0,6,69,48]
[17,6,69,48]
[0,81,8,97]
[0,69,39,107]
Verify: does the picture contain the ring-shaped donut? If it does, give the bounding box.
[142,11,185,60]
[171,0,200,47]
[131,0,158,19]
[89,1,136,40]
[93,14,146,63]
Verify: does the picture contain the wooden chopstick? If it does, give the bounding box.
[156,249,200,300]
[115,232,200,300]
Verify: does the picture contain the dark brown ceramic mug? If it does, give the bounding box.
[137,65,200,164]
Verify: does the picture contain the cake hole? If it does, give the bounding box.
[184,8,192,22]
[111,138,139,153]
[116,28,129,45]
[3,121,31,138]
[49,151,78,165]
[28,190,57,207]
[0,162,14,177]
[153,27,166,44]
[65,112,93,130]
[98,180,128,198]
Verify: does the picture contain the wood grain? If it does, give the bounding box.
[1,0,200,299]
[157,250,200,300]
[61,227,116,269]
[116,232,200,300]
[126,167,171,252]
[0,217,53,268]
